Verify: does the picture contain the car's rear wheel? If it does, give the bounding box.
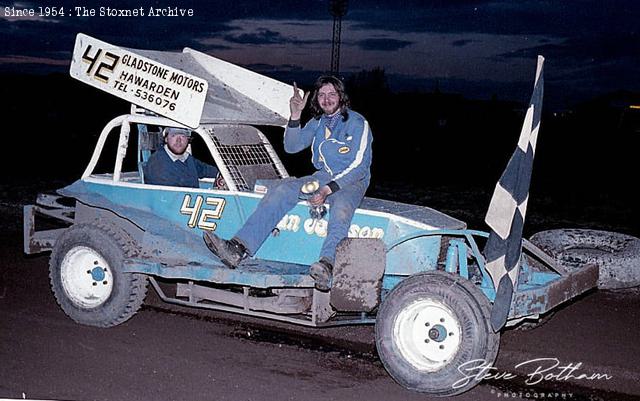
[50,223,148,327]
[375,271,499,396]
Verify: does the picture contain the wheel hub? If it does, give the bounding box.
[89,265,106,282]
[393,298,462,371]
[60,246,113,308]
[428,324,448,342]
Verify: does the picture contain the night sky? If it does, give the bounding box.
[1,1,639,238]
[2,0,639,110]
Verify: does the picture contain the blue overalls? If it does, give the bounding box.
[234,109,373,263]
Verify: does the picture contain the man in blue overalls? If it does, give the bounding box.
[204,76,373,291]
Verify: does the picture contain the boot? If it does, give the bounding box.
[203,232,247,269]
[309,257,333,291]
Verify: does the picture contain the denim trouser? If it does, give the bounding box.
[235,172,369,264]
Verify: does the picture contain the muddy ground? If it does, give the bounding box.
[1,181,639,401]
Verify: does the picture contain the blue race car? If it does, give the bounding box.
[23,34,600,396]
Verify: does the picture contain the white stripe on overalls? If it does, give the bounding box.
[334,120,369,181]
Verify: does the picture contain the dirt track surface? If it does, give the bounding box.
[2,232,640,401]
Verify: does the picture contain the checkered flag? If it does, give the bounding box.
[483,56,544,332]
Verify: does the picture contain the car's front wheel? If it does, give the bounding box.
[49,223,148,327]
[375,271,499,396]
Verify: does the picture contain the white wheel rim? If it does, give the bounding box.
[60,246,114,308]
[393,298,462,371]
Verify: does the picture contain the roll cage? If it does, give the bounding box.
[81,106,289,192]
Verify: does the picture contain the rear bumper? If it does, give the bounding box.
[510,263,599,318]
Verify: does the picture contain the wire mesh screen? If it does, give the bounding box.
[207,125,286,191]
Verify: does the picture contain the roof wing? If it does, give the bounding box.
[70,33,295,128]
[70,33,208,128]
[133,47,293,127]
[187,47,293,126]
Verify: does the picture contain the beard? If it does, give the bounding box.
[167,143,188,155]
[321,103,339,115]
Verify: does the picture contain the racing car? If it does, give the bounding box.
[24,33,611,396]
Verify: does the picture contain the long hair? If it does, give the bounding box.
[310,75,351,121]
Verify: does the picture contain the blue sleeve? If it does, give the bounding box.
[284,118,320,154]
[333,118,373,189]
[194,158,219,179]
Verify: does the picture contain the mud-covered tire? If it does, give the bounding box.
[375,271,499,396]
[530,229,640,289]
[49,223,148,327]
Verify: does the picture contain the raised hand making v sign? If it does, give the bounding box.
[289,82,310,121]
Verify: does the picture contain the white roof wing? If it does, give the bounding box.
[133,47,293,126]
[70,33,208,128]
[187,48,293,125]
[70,33,295,128]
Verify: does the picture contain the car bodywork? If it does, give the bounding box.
[24,105,597,326]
